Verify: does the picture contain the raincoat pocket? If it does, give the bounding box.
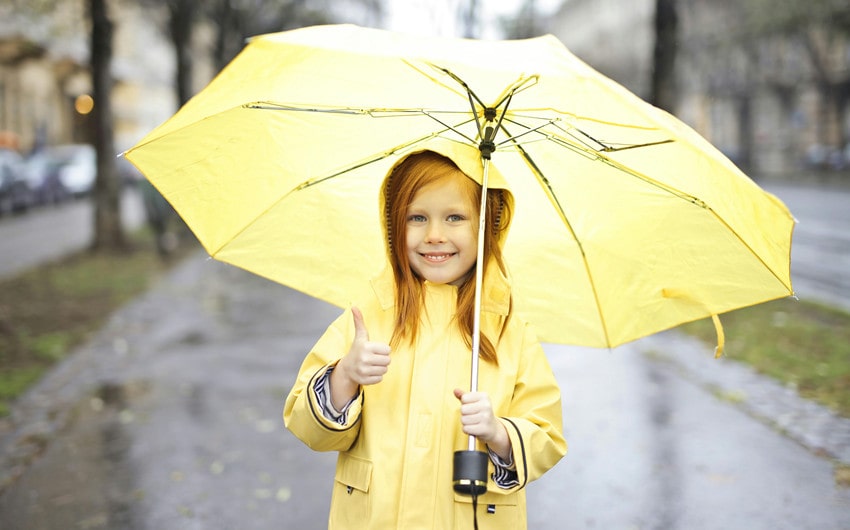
[453,491,521,529]
[329,454,372,527]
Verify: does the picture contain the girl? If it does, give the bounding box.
[284,147,566,529]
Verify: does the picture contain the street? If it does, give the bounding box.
[0,188,146,281]
[766,183,850,313]
[0,181,848,529]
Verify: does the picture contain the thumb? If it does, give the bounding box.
[453,388,465,401]
[351,306,369,342]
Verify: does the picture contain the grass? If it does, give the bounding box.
[1,226,849,423]
[0,227,195,416]
[680,297,850,417]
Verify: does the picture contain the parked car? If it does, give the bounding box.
[0,148,33,215]
[24,144,96,201]
[49,144,96,197]
[22,149,70,205]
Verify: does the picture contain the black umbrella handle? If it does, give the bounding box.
[452,158,492,498]
[452,449,488,496]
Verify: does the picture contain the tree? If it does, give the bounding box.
[168,0,197,107]
[724,0,850,167]
[650,0,678,112]
[460,0,480,38]
[207,0,334,72]
[89,0,125,251]
[500,0,544,39]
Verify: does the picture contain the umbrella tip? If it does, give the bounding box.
[479,125,496,160]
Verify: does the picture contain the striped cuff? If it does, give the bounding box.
[488,447,520,489]
[313,365,356,425]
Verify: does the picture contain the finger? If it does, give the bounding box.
[366,351,392,366]
[351,306,369,342]
[453,388,465,400]
[358,364,389,379]
[458,391,484,404]
[367,341,392,356]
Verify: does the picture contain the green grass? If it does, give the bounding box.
[0,228,195,416]
[2,227,848,423]
[680,298,850,417]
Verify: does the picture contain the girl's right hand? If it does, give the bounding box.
[335,306,392,387]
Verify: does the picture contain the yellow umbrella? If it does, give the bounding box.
[124,24,795,353]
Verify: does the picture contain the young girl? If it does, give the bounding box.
[284,147,566,529]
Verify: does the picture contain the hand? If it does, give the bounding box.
[331,307,390,388]
[453,388,512,460]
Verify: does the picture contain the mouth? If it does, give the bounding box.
[419,252,456,263]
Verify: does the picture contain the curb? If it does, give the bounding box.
[641,331,850,466]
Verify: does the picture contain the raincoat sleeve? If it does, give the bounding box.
[496,321,566,492]
[283,311,363,452]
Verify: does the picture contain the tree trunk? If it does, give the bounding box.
[170,0,195,107]
[89,0,125,251]
[736,94,754,172]
[462,0,479,38]
[650,0,678,112]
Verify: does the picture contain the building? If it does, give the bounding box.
[547,0,850,178]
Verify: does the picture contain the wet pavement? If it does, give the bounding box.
[1,252,848,529]
[0,188,146,280]
[1,181,849,528]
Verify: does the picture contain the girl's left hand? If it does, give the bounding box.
[453,388,512,460]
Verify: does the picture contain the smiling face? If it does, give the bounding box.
[405,173,479,286]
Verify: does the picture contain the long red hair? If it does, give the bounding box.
[384,151,511,364]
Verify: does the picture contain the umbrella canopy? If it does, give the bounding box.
[124,24,794,350]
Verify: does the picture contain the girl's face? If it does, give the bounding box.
[405,173,478,287]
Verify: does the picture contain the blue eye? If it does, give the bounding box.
[447,214,465,222]
[408,214,426,223]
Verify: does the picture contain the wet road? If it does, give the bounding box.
[764,183,850,312]
[0,181,848,529]
[1,251,848,529]
[0,188,146,280]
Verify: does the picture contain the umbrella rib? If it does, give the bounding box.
[246,102,484,145]
[563,122,675,152]
[594,147,795,294]
[497,115,667,160]
[498,122,614,348]
[295,131,458,191]
[526,128,795,297]
[211,127,474,257]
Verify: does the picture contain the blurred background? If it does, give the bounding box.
[0,1,849,529]
[1,0,848,233]
[2,0,848,198]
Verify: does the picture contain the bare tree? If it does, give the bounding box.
[739,0,850,163]
[168,0,197,107]
[207,0,334,72]
[89,0,125,251]
[460,0,480,38]
[650,0,678,112]
[500,0,544,39]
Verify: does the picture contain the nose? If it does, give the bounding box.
[425,221,446,243]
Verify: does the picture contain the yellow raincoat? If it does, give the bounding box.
[284,262,566,529]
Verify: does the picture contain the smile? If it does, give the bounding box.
[420,252,455,263]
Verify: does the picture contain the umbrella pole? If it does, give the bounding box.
[468,156,490,449]
[452,154,491,497]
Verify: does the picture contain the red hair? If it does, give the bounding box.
[384,151,511,364]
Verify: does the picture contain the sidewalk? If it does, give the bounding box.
[0,252,341,528]
[1,249,848,529]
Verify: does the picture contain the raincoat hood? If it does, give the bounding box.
[378,138,515,260]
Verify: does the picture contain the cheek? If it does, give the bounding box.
[405,225,418,249]
[464,226,478,248]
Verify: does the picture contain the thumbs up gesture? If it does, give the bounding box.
[341,306,392,385]
[330,307,392,409]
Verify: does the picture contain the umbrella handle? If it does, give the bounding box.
[467,156,490,451]
[452,157,491,498]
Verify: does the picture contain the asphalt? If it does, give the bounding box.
[1,182,850,528]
